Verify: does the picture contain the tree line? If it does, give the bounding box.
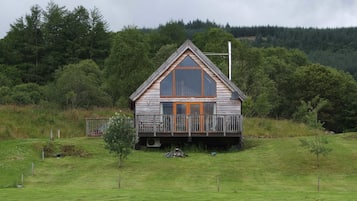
[0,3,356,133]
[228,25,357,78]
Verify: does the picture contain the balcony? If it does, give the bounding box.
[135,114,243,137]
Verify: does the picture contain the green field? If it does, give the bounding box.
[1,134,356,201]
[0,106,356,200]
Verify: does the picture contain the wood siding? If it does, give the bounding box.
[135,50,241,116]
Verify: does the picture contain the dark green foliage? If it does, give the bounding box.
[0,64,22,87]
[11,83,43,105]
[103,112,136,167]
[0,11,357,132]
[151,44,177,68]
[0,87,12,104]
[146,20,187,56]
[230,43,281,117]
[0,2,110,84]
[104,27,153,106]
[158,20,186,45]
[227,26,357,77]
[291,64,357,132]
[53,59,111,108]
[260,48,308,117]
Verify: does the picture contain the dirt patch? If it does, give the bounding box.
[42,142,91,158]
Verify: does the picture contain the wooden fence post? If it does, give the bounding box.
[50,129,53,141]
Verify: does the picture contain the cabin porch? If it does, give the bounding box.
[135,114,243,137]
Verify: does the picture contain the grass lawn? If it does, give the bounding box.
[0,134,356,200]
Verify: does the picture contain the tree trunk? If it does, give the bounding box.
[118,158,122,168]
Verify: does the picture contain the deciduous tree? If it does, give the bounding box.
[103,112,136,167]
[54,59,111,108]
[104,27,153,106]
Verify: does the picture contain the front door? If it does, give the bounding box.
[174,103,203,132]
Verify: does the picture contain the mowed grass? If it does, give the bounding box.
[0,134,356,201]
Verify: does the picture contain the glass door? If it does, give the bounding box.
[189,103,201,132]
[174,103,203,132]
[175,103,186,131]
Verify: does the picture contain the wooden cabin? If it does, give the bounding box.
[130,40,246,148]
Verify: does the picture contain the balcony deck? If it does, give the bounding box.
[135,114,243,138]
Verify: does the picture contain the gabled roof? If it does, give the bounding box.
[129,40,246,101]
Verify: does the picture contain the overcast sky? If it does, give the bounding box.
[1,0,357,38]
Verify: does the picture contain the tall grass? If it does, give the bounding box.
[0,105,120,139]
[1,105,325,139]
[243,117,325,137]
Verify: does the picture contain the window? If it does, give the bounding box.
[160,55,216,97]
[204,72,216,96]
[161,102,216,131]
[177,55,199,67]
[204,102,216,131]
[204,102,216,115]
[175,69,201,96]
[161,102,173,115]
[160,72,173,96]
[161,102,173,131]
[161,102,216,116]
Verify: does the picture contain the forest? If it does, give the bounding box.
[0,2,356,133]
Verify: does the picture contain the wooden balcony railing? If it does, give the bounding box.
[135,114,243,137]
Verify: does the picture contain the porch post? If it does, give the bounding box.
[135,115,139,136]
[205,115,209,136]
[223,115,226,136]
[240,115,243,134]
[170,115,174,136]
[188,115,191,138]
[153,115,156,137]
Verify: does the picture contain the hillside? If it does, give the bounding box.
[2,12,357,132]
[228,26,357,77]
[0,105,125,139]
[0,106,356,200]
[0,134,356,200]
[0,106,323,139]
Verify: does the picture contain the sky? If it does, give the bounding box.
[1,0,357,38]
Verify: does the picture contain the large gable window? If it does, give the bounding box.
[176,69,201,96]
[160,55,216,97]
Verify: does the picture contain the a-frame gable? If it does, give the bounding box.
[129,40,246,102]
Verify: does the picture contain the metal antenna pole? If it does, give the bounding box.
[203,41,232,80]
[228,41,232,80]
